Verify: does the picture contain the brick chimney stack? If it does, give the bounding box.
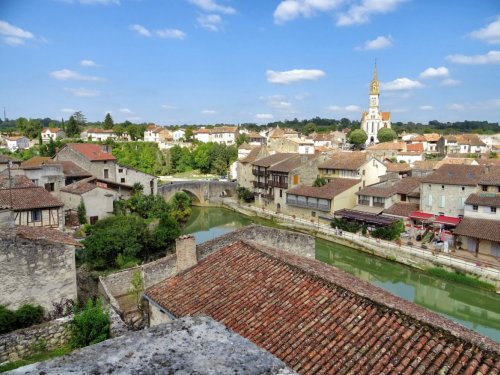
[175,235,197,273]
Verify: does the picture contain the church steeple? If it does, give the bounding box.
[370,61,379,95]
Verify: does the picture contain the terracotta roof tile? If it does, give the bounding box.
[478,166,500,186]
[367,142,405,151]
[0,154,20,164]
[241,147,263,163]
[0,186,63,210]
[407,143,424,152]
[86,128,115,134]
[16,226,82,247]
[21,156,51,169]
[287,179,360,199]
[319,152,368,171]
[422,164,485,186]
[252,153,296,167]
[0,175,36,188]
[465,193,500,207]
[268,154,317,173]
[66,143,116,161]
[385,162,412,173]
[46,160,92,177]
[384,202,420,217]
[453,217,500,243]
[60,177,97,195]
[146,241,500,375]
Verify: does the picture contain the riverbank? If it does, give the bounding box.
[221,199,500,292]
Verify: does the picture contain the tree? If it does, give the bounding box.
[313,176,327,187]
[236,133,248,146]
[169,191,192,224]
[66,116,81,138]
[236,186,254,203]
[77,198,87,224]
[132,182,144,195]
[73,111,86,127]
[184,127,194,142]
[377,127,398,143]
[303,122,317,136]
[349,129,368,148]
[70,299,110,348]
[148,213,181,255]
[103,113,114,130]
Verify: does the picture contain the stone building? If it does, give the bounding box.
[0,226,80,312]
[41,127,65,143]
[236,146,269,190]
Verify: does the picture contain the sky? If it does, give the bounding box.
[0,0,499,126]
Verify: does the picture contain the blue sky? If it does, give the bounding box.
[0,0,499,125]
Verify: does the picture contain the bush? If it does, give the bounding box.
[70,299,110,348]
[0,305,16,334]
[371,220,405,241]
[15,304,44,328]
[331,218,361,233]
[236,186,254,203]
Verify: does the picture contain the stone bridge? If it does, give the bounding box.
[158,180,237,205]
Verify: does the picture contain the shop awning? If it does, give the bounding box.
[409,211,434,221]
[434,215,461,226]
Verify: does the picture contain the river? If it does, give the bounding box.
[183,206,500,342]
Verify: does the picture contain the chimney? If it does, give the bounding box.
[175,235,197,273]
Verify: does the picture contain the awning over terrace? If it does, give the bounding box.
[434,215,461,226]
[334,209,399,226]
[409,211,434,221]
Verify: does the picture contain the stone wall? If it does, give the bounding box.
[0,316,71,365]
[0,231,77,312]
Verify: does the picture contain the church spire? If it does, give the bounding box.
[373,60,377,81]
[370,60,379,95]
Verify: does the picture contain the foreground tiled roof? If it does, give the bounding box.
[357,177,421,198]
[60,177,97,195]
[252,153,296,168]
[384,202,420,217]
[0,187,63,210]
[454,217,500,243]
[422,164,485,186]
[16,226,82,247]
[465,193,500,207]
[66,143,116,161]
[20,156,51,169]
[146,241,500,374]
[0,154,20,164]
[287,179,360,199]
[384,162,412,173]
[479,166,500,186]
[318,152,368,171]
[0,174,36,189]
[46,160,92,177]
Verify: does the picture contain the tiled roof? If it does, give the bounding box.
[4,136,27,141]
[455,134,486,146]
[406,142,424,152]
[146,241,500,375]
[46,160,92,177]
[479,166,500,186]
[412,160,439,171]
[454,217,500,243]
[465,193,500,207]
[421,164,485,186]
[434,158,477,169]
[60,177,97,195]
[0,154,20,164]
[21,156,51,169]
[41,127,62,133]
[0,175,36,189]
[268,127,285,138]
[318,152,368,171]
[384,162,411,173]
[16,226,82,247]
[252,153,296,168]
[384,202,420,217]
[0,187,63,210]
[367,142,405,151]
[356,177,420,198]
[66,143,116,161]
[381,111,391,121]
[240,147,263,163]
[268,155,317,173]
[287,179,360,199]
[423,133,441,142]
[86,128,115,134]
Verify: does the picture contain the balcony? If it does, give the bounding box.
[262,193,274,201]
[373,202,385,208]
[358,200,370,206]
[252,169,266,177]
[253,181,266,189]
[268,180,288,189]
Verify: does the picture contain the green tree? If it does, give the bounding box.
[70,299,110,348]
[377,127,398,143]
[236,133,248,146]
[73,111,86,127]
[103,113,114,130]
[313,176,327,187]
[128,271,144,307]
[132,182,144,195]
[148,213,181,255]
[82,216,149,269]
[169,191,192,224]
[236,186,254,203]
[303,122,317,136]
[66,116,81,138]
[184,127,194,142]
[38,132,42,146]
[77,199,87,224]
[348,129,368,148]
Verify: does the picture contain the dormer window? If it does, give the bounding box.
[482,185,487,192]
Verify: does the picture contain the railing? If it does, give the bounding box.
[286,200,330,212]
[253,181,266,189]
[268,180,288,189]
[252,169,266,177]
[373,202,385,208]
[358,201,370,206]
[261,194,274,201]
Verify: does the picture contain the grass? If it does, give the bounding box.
[426,267,496,292]
[0,346,73,373]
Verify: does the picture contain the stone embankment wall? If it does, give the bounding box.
[0,317,71,365]
[0,230,77,312]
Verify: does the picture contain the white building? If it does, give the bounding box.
[361,64,391,145]
[41,128,65,144]
[3,136,30,152]
[173,129,185,141]
[193,126,238,145]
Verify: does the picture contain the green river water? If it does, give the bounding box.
[183,206,500,342]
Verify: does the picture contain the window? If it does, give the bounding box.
[104,169,109,179]
[461,187,465,191]
[279,189,282,198]
[121,178,126,183]
[439,195,445,208]
[401,194,407,202]
[472,205,478,212]
[118,168,123,173]
[31,209,42,222]
[31,179,39,186]
[311,211,316,218]
[482,185,487,192]
[427,195,433,206]
[492,207,497,213]
[441,185,445,190]
[44,182,55,192]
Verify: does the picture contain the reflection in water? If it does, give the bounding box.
[184,206,500,342]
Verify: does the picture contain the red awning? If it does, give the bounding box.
[434,215,461,226]
[409,211,434,220]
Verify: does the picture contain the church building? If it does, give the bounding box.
[361,64,391,145]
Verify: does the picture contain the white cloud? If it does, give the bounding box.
[446,50,500,64]
[356,35,392,50]
[0,20,34,46]
[419,66,449,79]
[61,108,76,113]
[440,78,461,86]
[381,77,423,91]
[337,0,406,26]
[50,69,104,81]
[265,95,293,110]
[448,99,500,111]
[469,15,500,44]
[156,29,186,40]
[266,69,325,84]
[327,104,361,112]
[202,109,217,114]
[197,14,222,31]
[274,0,342,24]
[162,104,177,110]
[119,108,133,114]
[449,103,465,111]
[419,105,434,111]
[130,24,152,37]
[65,88,100,97]
[295,92,311,100]
[80,59,98,67]
[187,0,236,14]
[255,113,274,120]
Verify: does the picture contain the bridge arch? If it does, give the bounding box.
[158,181,237,206]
